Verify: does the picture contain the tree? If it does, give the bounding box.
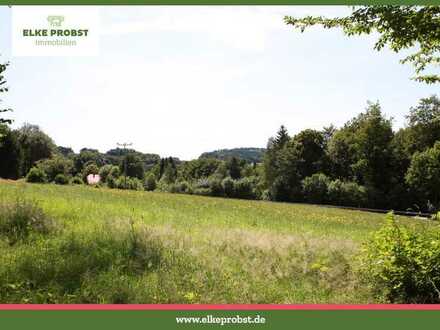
[405,95,440,153]
[121,153,145,180]
[17,124,56,176]
[73,149,104,174]
[285,6,440,84]
[263,125,290,189]
[160,157,178,184]
[0,61,12,125]
[57,146,74,157]
[0,125,21,179]
[36,156,73,182]
[292,129,327,178]
[274,125,290,147]
[405,141,440,210]
[227,156,242,179]
[180,158,220,181]
[328,102,394,187]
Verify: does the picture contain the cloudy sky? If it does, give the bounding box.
[0,6,438,160]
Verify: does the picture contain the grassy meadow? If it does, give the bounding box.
[0,179,434,304]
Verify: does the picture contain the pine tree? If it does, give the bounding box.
[274,125,290,149]
[227,157,241,179]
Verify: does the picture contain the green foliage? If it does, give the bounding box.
[292,129,327,178]
[0,125,21,179]
[73,149,104,175]
[302,173,331,204]
[143,173,157,191]
[405,95,440,154]
[70,176,83,185]
[200,147,265,163]
[226,156,242,179]
[0,181,397,303]
[35,156,73,182]
[121,153,145,180]
[99,165,120,183]
[115,177,143,191]
[360,213,440,303]
[0,199,54,245]
[285,6,440,84]
[82,163,100,183]
[180,158,220,181]
[0,61,12,125]
[222,177,235,198]
[327,179,367,207]
[405,141,440,209]
[54,174,69,185]
[232,177,256,199]
[17,124,56,177]
[26,167,47,183]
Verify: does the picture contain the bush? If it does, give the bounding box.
[35,156,73,182]
[168,181,191,194]
[327,179,367,207]
[0,199,54,244]
[82,163,100,183]
[70,176,84,185]
[302,173,331,204]
[209,177,224,197]
[359,213,440,303]
[144,173,157,191]
[190,178,209,196]
[26,167,47,183]
[116,177,143,191]
[233,177,256,199]
[98,165,114,183]
[222,177,234,198]
[54,174,69,185]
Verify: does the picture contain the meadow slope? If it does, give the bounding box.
[0,180,429,304]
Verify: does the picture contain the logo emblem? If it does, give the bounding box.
[47,15,64,27]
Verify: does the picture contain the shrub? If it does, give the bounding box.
[26,167,47,183]
[302,173,331,204]
[70,176,84,185]
[144,173,157,191]
[98,165,114,183]
[0,199,54,244]
[54,174,69,185]
[222,177,234,198]
[35,156,73,182]
[327,179,367,207]
[208,177,224,197]
[233,177,256,199]
[82,163,100,183]
[116,177,143,191]
[106,175,117,189]
[168,181,191,194]
[192,178,212,196]
[359,213,440,303]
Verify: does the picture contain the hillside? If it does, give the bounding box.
[199,147,266,163]
[1,180,430,304]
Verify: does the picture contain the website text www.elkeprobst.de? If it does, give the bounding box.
[176,314,266,326]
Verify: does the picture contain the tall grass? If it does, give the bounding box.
[0,180,432,303]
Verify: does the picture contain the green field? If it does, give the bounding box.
[0,180,431,304]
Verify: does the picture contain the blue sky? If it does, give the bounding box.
[0,6,438,160]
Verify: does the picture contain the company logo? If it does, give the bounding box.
[12,6,99,56]
[22,15,89,38]
[47,15,64,27]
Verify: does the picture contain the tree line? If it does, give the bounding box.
[1,96,440,213]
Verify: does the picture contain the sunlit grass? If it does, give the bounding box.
[0,180,428,303]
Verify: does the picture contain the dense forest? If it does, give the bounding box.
[200,148,266,163]
[1,96,440,213]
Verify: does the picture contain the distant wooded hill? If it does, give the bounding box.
[199,148,266,163]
